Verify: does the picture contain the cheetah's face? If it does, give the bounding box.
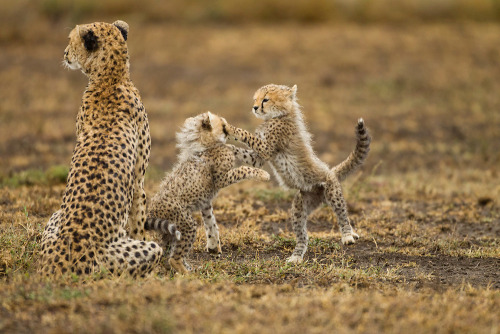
[176,112,229,160]
[252,84,297,120]
[199,112,228,146]
[63,20,129,75]
[63,27,86,71]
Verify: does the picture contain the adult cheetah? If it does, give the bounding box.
[40,20,162,277]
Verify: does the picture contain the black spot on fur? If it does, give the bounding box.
[82,30,99,52]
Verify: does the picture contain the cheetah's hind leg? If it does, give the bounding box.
[286,190,322,263]
[324,177,359,245]
[167,207,198,274]
[168,214,197,274]
[40,210,62,275]
[104,238,163,278]
[147,200,197,274]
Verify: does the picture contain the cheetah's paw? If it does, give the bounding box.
[286,254,304,264]
[341,232,359,245]
[169,258,190,274]
[221,119,235,136]
[259,171,271,182]
[206,245,222,259]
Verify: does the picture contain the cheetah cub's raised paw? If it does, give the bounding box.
[258,170,271,182]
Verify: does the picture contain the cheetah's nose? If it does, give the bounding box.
[253,106,258,111]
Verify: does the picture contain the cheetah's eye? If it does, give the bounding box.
[263,98,269,103]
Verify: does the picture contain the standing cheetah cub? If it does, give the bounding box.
[225,84,371,263]
[146,112,270,273]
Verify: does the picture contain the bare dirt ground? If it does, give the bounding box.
[0,20,499,333]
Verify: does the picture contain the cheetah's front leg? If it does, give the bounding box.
[129,179,147,240]
[227,144,265,168]
[224,124,276,161]
[128,121,151,240]
[216,166,270,189]
[201,202,221,257]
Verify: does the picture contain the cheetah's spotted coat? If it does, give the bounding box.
[40,21,162,277]
[145,112,270,273]
[226,84,371,263]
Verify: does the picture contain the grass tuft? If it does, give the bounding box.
[0,166,68,188]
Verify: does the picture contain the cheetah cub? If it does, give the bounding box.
[225,84,371,263]
[146,112,270,274]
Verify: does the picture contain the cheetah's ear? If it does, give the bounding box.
[201,113,212,131]
[78,26,99,52]
[290,85,297,100]
[113,20,129,41]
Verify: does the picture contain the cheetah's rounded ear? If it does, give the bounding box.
[78,25,99,52]
[201,113,212,131]
[113,20,129,41]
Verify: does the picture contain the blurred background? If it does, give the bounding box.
[0,0,499,188]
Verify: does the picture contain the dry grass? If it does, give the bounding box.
[0,13,499,334]
[1,276,499,334]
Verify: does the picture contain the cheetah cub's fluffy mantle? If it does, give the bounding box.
[40,21,162,277]
[225,84,371,263]
[146,112,270,274]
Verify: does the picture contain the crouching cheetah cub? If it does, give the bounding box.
[40,21,162,277]
[225,84,371,263]
[146,112,270,273]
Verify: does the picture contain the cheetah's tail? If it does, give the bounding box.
[144,218,181,241]
[331,118,371,182]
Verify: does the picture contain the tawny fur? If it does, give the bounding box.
[146,112,270,273]
[226,84,371,263]
[40,21,162,277]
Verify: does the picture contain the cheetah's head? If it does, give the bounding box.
[176,112,228,162]
[63,20,130,78]
[252,84,298,120]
